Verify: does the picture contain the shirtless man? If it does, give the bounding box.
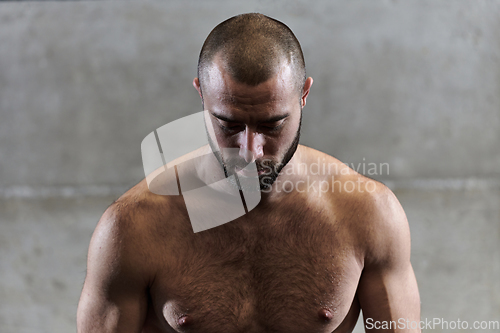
[77,13,421,333]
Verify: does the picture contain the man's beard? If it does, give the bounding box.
[206,112,302,192]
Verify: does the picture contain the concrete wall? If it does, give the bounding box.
[0,1,498,332]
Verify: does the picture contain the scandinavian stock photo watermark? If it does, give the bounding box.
[259,157,390,195]
[365,317,500,331]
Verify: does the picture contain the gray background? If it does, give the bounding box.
[0,1,499,332]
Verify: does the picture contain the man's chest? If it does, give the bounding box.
[147,204,363,333]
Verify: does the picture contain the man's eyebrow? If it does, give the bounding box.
[211,113,239,123]
[262,114,290,123]
[210,112,290,123]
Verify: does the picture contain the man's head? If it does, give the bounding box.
[193,13,313,190]
[197,13,307,98]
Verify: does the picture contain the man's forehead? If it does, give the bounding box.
[218,88,278,105]
[203,58,297,101]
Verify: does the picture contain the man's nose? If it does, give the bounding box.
[239,127,264,163]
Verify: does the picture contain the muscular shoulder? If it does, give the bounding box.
[297,146,410,265]
[89,180,188,279]
[89,185,155,282]
[339,179,411,268]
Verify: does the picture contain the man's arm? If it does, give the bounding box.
[356,185,421,332]
[77,203,151,332]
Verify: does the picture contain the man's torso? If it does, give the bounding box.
[120,146,374,333]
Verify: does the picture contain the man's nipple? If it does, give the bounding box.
[178,315,192,327]
[318,308,333,321]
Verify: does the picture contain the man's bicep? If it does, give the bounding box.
[357,186,420,332]
[78,281,148,333]
[357,261,420,332]
[77,207,149,333]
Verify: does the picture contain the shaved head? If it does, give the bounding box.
[197,13,306,96]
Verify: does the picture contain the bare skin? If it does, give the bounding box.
[77,57,421,333]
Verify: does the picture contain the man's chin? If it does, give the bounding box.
[227,173,273,192]
[258,173,278,191]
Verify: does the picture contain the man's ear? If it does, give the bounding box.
[301,77,313,108]
[193,77,203,99]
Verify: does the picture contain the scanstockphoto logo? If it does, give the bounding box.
[365,317,500,331]
[141,111,261,233]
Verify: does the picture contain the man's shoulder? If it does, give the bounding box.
[297,145,407,233]
[97,179,190,247]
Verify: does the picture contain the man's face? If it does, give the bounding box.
[199,56,303,191]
